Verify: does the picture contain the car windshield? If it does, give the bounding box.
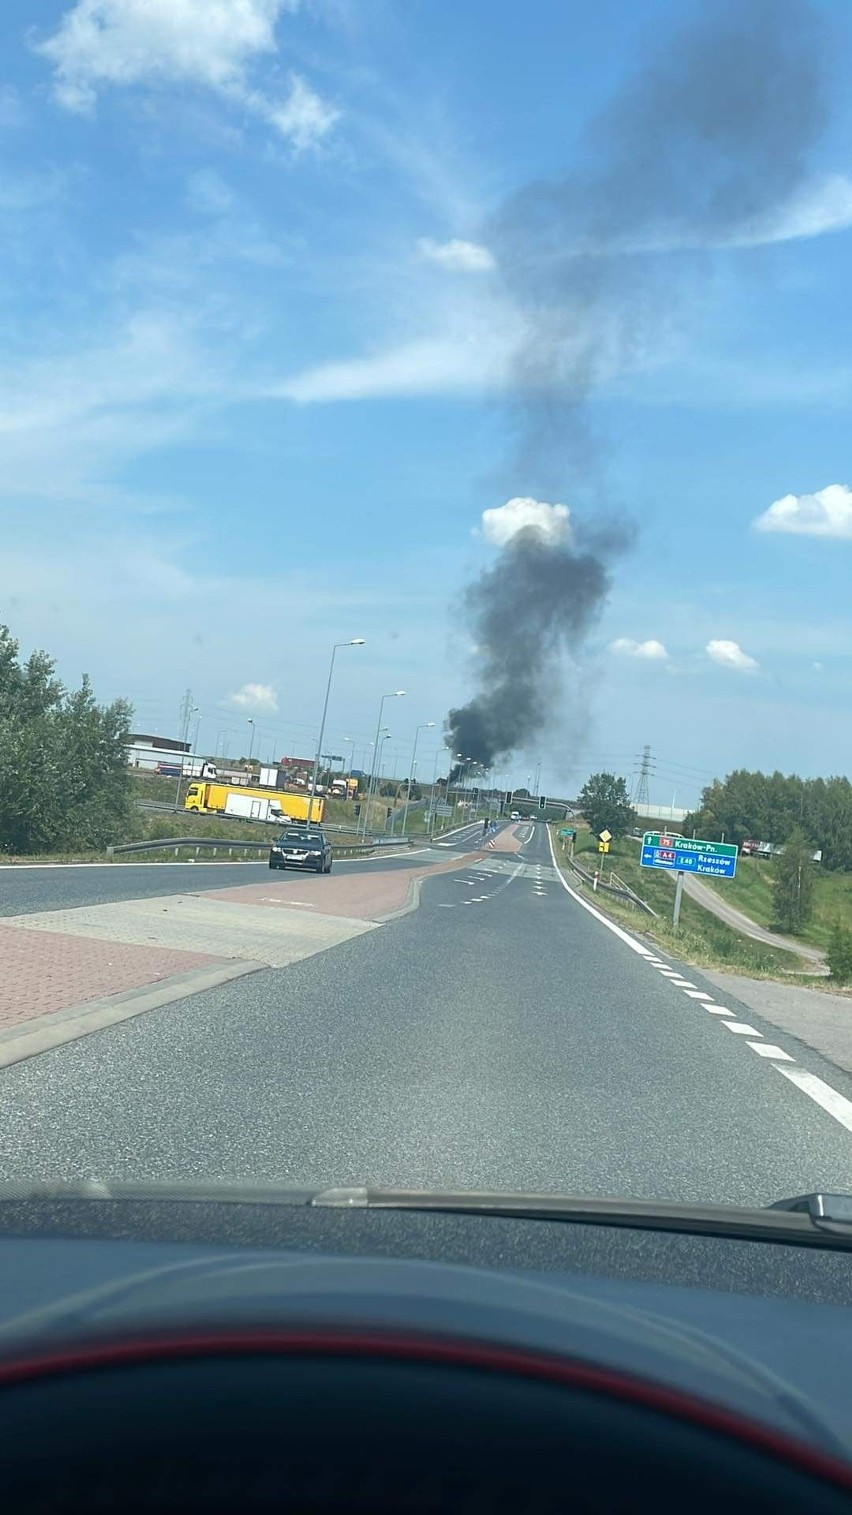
[2,0,852,1224]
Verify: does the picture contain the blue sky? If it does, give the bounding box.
[2,0,852,808]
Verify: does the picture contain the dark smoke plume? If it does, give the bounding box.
[446,521,627,769]
[446,0,829,765]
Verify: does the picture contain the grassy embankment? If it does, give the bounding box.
[697,856,852,951]
[551,825,812,979]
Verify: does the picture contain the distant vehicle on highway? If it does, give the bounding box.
[510,810,521,820]
[269,828,333,873]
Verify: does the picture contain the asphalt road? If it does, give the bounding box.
[1,822,852,1205]
[0,823,483,916]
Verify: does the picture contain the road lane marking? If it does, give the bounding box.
[545,827,656,958]
[777,1068,852,1134]
[670,978,696,987]
[748,1042,794,1061]
[705,1005,734,1015]
[683,990,711,999]
[723,1022,761,1035]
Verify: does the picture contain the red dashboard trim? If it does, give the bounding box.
[0,1327,849,1492]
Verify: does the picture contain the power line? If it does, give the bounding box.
[633,744,655,809]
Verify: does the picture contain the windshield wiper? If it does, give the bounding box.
[2,1182,851,1250]
[312,1187,852,1249]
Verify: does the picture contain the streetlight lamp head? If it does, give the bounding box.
[395,690,406,697]
[349,638,366,646]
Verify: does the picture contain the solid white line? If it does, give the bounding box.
[777,1067,852,1134]
[545,828,656,959]
[748,1042,794,1061]
[723,1022,761,1036]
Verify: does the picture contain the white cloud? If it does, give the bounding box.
[34,0,336,149]
[418,238,495,272]
[481,497,570,548]
[726,175,852,248]
[273,326,514,403]
[258,75,339,152]
[706,639,758,673]
[226,682,279,714]
[753,483,852,539]
[609,637,669,661]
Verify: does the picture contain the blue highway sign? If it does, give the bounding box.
[640,832,738,879]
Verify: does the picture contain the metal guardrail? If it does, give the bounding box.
[106,835,412,860]
[557,845,657,917]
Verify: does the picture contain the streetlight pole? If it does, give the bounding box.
[343,738,356,775]
[308,639,366,820]
[361,691,405,839]
[402,722,435,836]
[247,719,256,780]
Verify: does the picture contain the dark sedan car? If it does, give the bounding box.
[269,828,333,873]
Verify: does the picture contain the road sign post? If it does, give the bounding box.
[640,832,738,929]
[673,870,685,930]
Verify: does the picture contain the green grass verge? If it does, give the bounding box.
[554,827,811,978]
[697,855,852,950]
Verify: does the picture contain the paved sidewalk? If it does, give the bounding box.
[0,843,481,1058]
[0,923,222,1032]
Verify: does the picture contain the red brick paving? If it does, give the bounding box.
[0,924,221,1032]
[0,841,515,1037]
[202,851,481,920]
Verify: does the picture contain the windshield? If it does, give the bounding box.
[1,0,852,1219]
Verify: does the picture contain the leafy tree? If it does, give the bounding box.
[771,827,814,936]
[828,922,852,985]
[578,772,635,840]
[0,625,136,855]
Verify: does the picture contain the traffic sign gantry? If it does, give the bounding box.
[640,833,738,880]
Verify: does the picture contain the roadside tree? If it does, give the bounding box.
[0,625,135,855]
[771,827,814,936]
[578,772,635,840]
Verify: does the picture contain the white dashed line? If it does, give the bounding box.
[546,829,852,1134]
[682,990,712,1000]
[776,1068,852,1134]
